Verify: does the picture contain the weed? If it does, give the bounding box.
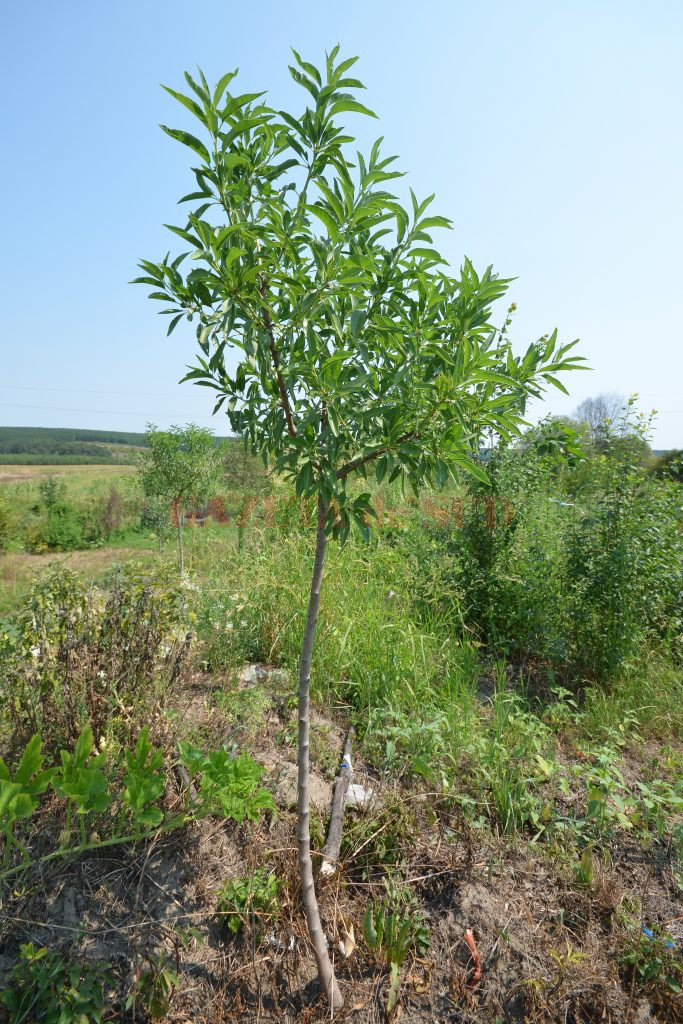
[0,734,54,867]
[342,800,417,878]
[178,744,275,822]
[127,950,178,1021]
[217,868,280,935]
[363,883,430,1016]
[0,563,189,757]
[214,683,271,741]
[0,943,112,1023]
[572,845,594,888]
[619,922,682,998]
[120,726,166,834]
[53,725,112,848]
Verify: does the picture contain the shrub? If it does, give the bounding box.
[0,493,11,551]
[0,563,190,757]
[43,501,84,551]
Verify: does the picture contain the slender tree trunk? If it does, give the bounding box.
[174,498,184,575]
[297,496,342,1010]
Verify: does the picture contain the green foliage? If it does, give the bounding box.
[121,727,166,833]
[362,884,429,1015]
[476,672,553,834]
[140,424,223,506]
[54,725,112,846]
[0,944,112,1024]
[573,845,594,888]
[619,923,682,998]
[0,725,277,880]
[21,478,86,552]
[217,868,280,934]
[178,744,275,821]
[213,683,272,741]
[136,48,583,536]
[139,494,175,548]
[438,401,683,681]
[0,426,149,451]
[43,501,85,551]
[362,892,429,967]
[651,448,683,482]
[140,423,224,570]
[0,735,53,867]
[0,563,189,757]
[0,492,12,551]
[127,951,178,1020]
[195,531,479,716]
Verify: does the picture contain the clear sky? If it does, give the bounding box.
[1,0,681,448]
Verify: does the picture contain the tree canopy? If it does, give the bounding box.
[135,47,585,538]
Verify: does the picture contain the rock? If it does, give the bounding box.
[346,783,379,813]
[238,664,268,686]
[264,668,290,689]
[270,762,332,813]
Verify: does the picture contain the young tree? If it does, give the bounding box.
[140,424,222,574]
[135,48,584,1007]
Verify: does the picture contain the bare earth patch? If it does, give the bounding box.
[1,666,681,1022]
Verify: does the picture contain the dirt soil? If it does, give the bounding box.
[1,666,681,1023]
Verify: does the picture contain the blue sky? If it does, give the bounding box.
[1,0,681,447]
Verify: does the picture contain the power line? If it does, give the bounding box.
[0,383,207,400]
[0,401,221,420]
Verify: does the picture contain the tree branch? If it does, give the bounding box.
[336,431,417,480]
[259,276,298,438]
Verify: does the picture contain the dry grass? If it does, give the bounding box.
[0,464,137,485]
[0,547,153,613]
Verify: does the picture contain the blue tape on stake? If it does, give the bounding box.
[642,926,675,948]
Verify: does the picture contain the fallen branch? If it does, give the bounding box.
[320,729,354,877]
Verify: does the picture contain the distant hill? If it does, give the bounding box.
[0,426,229,464]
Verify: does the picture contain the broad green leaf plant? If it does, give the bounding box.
[136,47,584,1008]
[0,736,53,868]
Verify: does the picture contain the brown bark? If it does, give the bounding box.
[259,276,297,438]
[297,495,343,1010]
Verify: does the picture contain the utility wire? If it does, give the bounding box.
[0,401,219,420]
[0,383,206,399]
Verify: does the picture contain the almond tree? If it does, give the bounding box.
[135,48,584,1008]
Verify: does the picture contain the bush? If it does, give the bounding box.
[444,408,683,682]
[0,563,191,757]
[0,493,11,551]
[43,501,84,551]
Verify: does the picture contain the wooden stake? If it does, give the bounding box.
[321,728,354,877]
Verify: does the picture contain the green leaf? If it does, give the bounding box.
[451,453,490,485]
[160,126,210,164]
[162,86,206,124]
[14,735,43,785]
[329,98,377,119]
[306,204,338,239]
[350,309,366,338]
[213,69,238,106]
